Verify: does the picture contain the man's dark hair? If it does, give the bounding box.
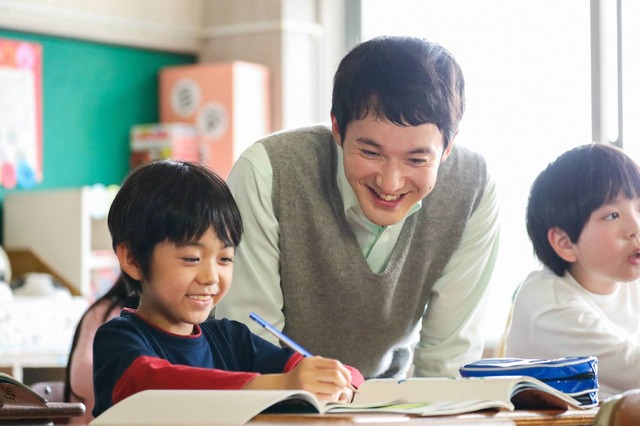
[331,35,465,149]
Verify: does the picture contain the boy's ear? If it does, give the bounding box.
[547,227,577,263]
[115,243,143,281]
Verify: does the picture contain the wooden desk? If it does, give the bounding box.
[252,408,599,425]
[0,402,85,425]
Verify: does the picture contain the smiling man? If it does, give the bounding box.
[216,36,500,379]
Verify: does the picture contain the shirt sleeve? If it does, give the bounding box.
[216,143,284,344]
[508,277,640,397]
[532,305,640,396]
[413,172,500,378]
[112,356,260,405]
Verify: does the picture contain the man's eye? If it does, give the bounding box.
[361,150,378,158]
[408,158,427,166]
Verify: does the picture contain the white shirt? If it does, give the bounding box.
[506,267,640,398]
[217,140,500,377]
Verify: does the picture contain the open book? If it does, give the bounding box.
[91,375,586,425]
[0,372,47,407]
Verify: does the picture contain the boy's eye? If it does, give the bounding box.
[220,256,234,264]
[182,257,200,263]
[604,212,620,221]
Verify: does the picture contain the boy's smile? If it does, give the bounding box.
[133,228,235,335]
[333,115,452,227]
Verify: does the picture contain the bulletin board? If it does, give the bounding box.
[0,38,42,189]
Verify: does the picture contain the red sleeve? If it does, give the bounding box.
[112,356,259,404]
[282,353,365,388]
[346,366,365,388]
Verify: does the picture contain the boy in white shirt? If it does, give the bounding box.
[506,143,640,397]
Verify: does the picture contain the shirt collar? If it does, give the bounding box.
[335,143,422,225]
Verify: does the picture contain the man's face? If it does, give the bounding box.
[333,115,453,227]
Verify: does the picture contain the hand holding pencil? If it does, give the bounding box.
[249,312,358,402]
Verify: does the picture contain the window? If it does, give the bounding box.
[357,0,640,347]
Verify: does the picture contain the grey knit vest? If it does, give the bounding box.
[262,125,487,378]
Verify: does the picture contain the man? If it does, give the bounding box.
[216,36,500,379]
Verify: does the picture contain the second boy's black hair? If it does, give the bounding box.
[330,35,465,149]
[107,160,243,293]
[527,143,640,276]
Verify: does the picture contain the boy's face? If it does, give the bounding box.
[134,228,235,335]
[332,114,453,227]
[565,194,640,292]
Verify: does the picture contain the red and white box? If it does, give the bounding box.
[129,123,200,169]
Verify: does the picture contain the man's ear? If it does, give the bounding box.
[440,130,457,164]
[115,243,143,281]
[330,114,342,147]
[547,227,577,262]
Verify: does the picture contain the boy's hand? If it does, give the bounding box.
[286,356,355,402]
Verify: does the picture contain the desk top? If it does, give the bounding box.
[0,402,85,420]
[251,408,599,425]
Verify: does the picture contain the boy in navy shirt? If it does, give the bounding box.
[92,160,363,418]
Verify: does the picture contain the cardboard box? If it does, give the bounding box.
[159,61,270,178]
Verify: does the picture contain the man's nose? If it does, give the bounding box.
[375,162,404,193]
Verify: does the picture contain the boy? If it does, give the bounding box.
[506,143,640,398]
[92,160,363,418]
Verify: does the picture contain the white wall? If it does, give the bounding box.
[0,0,203,52]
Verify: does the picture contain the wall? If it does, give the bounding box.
[0,29,196,241]
[199,0,346,130]
[0,0,203,53]
[0,0,349,242]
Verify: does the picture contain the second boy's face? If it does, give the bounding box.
[568,194,640,292]
[332,115,453,227]
[135,228,235,335]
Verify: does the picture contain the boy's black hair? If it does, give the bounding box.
[107,160,243,293]
[330,35,465,149]
[527,143,640,276]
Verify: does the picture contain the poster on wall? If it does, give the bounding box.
[0,38,42,189]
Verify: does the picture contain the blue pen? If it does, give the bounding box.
[249,312,313,357]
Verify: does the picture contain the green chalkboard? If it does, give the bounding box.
[0,29,196,241]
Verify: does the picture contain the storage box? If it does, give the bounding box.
[130,123,200,169]
[159,62,270,178]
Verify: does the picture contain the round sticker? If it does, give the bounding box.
[16,160,36,189]
[170,78,200,118]
[197,103,228,140]
[2,161,17,189]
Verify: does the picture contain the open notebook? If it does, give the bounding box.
[90,376,585,425]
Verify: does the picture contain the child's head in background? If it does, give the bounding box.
[527,143,640,293]
[107,160,243,334]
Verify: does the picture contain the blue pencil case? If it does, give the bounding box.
[459,356,599,407]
